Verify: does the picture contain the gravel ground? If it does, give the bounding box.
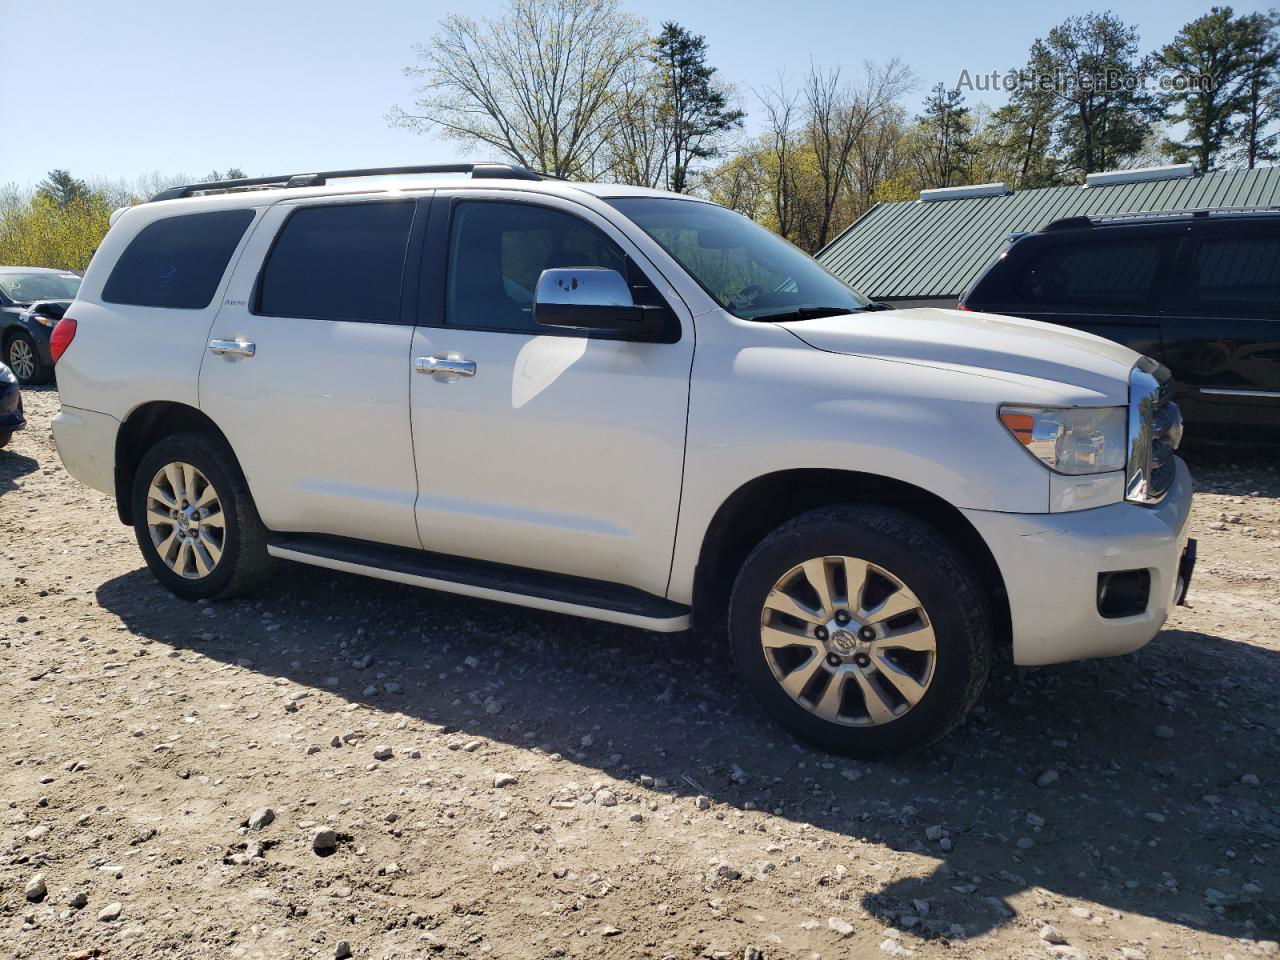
[2,385,1278,960]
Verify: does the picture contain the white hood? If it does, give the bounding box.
[783,307,1140,403]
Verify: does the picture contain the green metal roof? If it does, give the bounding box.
[816,166,1280,301]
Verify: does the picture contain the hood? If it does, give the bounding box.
[783,307,1140,402]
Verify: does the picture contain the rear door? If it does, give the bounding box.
[200,195,427,548]
[1159,219,1280,433]
[970,227,1179,361]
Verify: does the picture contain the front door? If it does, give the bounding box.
[1160,220,1280,433]
[201,195,426,548]
[408,192,694,597]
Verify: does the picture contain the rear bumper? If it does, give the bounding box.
[963,457,1194,666]
[51,404,118,497]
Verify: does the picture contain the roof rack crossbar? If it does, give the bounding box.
[1044,203,1280,230]
[149,162,544,202]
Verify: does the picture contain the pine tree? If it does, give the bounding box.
[915,83,972,187]
[1155,7,1253,171]
[1231,10,1280,167]
[653,22,744,193]
[35,170,88,209]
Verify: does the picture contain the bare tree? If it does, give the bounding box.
[389,0,646,178]
[602,60,671,187]
[804,59,913,248]
[759,77,803,242]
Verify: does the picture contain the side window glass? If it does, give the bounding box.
[103,209,254,309]
[1193,235,1280,305]
[257,202,415,323]
[446,202,632,332]
[1017,240,1161,307]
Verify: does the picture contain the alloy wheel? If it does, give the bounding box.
[759,555,936,726]
[145,462,226,579]
[9,338,35,381]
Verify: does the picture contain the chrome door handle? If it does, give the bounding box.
[208,338,256,358]
[415,356,476,377]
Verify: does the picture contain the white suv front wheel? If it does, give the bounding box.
[131,433,272,600]
[729,505,993,757]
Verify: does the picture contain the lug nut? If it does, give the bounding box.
[854,653,871,667]
[815,626,828,640]
[826,653,841,667]
[859,627,876,642]
[835,611,850,624]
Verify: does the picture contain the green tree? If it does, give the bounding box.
[203,168,247,181]
[913,83,973,187]
[1030,13,1159,175]
[1231,10,1280,167]
[652,22,743,193]
[35,169,88,209]
[1155,7,1255,171]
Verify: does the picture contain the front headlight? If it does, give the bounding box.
[999,405,1127,475]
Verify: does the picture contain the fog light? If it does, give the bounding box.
[1097,570,1151,618]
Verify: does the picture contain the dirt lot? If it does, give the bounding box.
[2,385,1278,960]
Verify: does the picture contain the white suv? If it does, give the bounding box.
[49,163,1195,756]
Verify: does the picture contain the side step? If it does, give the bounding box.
[267,534,691,633]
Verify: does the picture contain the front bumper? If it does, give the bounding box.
[962,457,1194,666]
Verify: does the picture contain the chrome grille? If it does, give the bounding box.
[1126,359,1182,504]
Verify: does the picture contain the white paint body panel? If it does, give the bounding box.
[49,174,1193,670]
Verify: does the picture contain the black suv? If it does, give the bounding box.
[961,209,1279,441]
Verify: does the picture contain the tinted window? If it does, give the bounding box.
[1193,235,1280,304]
[103,210,254,309]
[258,202,414,323]
[1017,239,1161,306]
[446,201,629,332]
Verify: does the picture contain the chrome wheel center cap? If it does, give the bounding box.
[831,629,858,654]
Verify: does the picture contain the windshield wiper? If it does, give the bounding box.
[750,305,863,322]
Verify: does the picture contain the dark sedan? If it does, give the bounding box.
[1,266,82,384]
[0,361,25,447]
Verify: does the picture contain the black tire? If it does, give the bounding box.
[5,330,52,385]
[0,431,10,448]
[131,432,273,601]
[728,504,992,758]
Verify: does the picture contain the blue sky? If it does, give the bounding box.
[0,0,1257,188]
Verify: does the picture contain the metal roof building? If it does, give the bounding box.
[816,163,1280,308]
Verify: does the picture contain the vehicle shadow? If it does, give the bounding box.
[0,448,38,496]
[94,562,1280,945]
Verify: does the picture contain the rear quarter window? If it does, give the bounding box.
[1015,238,1162,307]
[102,209,255,309]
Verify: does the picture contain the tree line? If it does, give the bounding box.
[3,1,1277,271]
[392,0,1280,251]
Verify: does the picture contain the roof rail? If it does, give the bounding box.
[149,162,544,202]
[1043,204,1280,231]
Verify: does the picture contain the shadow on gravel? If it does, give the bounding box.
[0,448,38,495]
[95,556,1280,946]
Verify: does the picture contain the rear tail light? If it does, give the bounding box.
[50,317,78,363]
[956,303,972,311]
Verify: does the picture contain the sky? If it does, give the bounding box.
[0,0,1262,189]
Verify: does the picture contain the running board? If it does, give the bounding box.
[267,534,690,633]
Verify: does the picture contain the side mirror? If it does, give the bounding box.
[533,267,662,337]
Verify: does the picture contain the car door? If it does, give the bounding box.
[1158,219,1280,434]
[408,191,694,598]
[981,227,1179,361]
[200,194,427,548]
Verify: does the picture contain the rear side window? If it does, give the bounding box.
[1193,235,1280,304]
[1016,239,1162,307]
[103,209,254,309]
[257,202,414,323]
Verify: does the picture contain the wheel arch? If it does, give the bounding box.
[690,468,1011,646]
[114,401,237,525]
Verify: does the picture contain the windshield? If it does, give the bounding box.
[605,197,868,320]
[0,272,81,304]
